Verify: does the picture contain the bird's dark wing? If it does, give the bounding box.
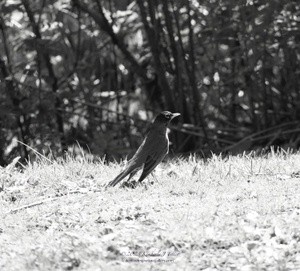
[137,151,166,183]
[107,120,169,187]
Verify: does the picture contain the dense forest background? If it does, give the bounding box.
[0,0,299,165]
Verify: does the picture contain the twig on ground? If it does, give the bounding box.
[6,189,103,215]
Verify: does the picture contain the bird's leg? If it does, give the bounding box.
[121,171,139,188]
[127,172,135,182]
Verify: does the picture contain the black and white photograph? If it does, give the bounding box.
[1,0,300,270]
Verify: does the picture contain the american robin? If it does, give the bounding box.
[107,111,180,187]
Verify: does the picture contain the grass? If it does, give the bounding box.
[1,150,300,270]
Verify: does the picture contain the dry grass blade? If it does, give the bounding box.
[16,140,53,163]
[5,156,21,171]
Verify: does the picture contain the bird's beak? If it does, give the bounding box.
[171,113,181,119]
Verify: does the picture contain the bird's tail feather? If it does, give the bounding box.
[106,169,130,187]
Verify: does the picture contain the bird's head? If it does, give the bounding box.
[154,111,181,126]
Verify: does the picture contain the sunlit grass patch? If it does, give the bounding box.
[1,150,300,270]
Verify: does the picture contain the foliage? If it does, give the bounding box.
[0,0,300,164]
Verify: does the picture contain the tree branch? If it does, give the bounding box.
[22,0,67,152]
[136,0,175,110]
[72,0,148,82]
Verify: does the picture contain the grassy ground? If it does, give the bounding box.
[1,150,300,270]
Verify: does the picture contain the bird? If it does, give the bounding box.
[107,111,180,187]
